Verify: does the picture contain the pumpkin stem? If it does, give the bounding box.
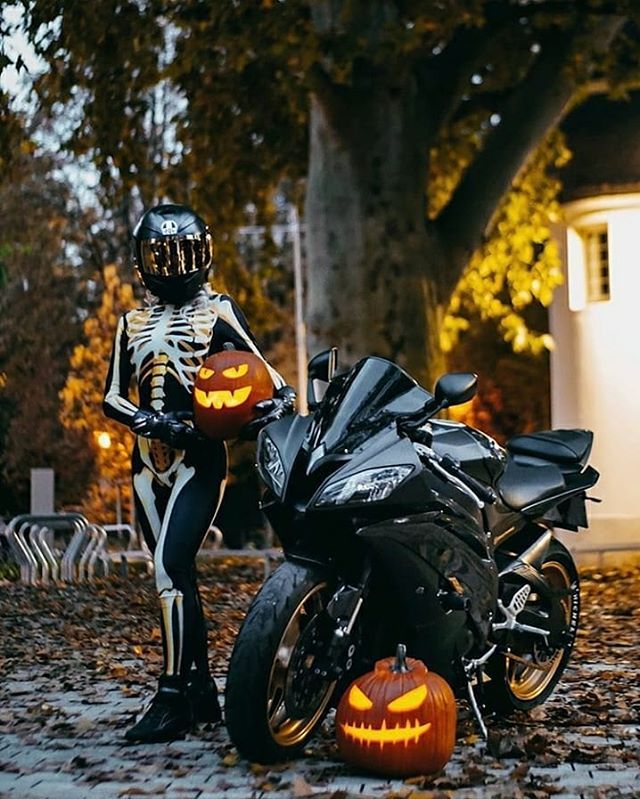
[391,643,411,673]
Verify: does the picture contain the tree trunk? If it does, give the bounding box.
[305,81,446,389]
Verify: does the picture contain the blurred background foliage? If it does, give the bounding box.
[2,0,640,533]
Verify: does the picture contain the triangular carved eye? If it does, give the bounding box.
[387,684,427,713]
[348,684,373,711]
[200,367,215,379]
[222,364,249,379]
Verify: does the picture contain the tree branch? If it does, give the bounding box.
[416,16,521,141]
[436,15,627,298]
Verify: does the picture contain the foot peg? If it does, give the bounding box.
[507,583,530,615]
[493,584,550,639]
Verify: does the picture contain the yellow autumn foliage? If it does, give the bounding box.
[59,265,136,525]
[430,122,570,356]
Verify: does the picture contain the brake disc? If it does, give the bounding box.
[284,616,334,718]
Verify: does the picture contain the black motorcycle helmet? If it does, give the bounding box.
[133,203,214,304]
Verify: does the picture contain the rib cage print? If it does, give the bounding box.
[125,294,217,410]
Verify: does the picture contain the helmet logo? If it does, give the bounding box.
[161,220,178,235]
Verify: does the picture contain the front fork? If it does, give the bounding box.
[312,563,371,681]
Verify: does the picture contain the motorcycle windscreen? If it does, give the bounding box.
[313,356,432,454]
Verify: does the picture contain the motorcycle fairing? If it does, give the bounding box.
[258,412,312,494]
[307,356,432,456]
[307,427,484,527]
[498,458,599,525]
[525,465,599,518]
[357,512,498,652]
[431,420,506,484]
[356,536,471,686]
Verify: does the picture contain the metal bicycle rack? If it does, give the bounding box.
[6,521,37,584]
[1,513,284,585]
[60,515,92,582]
[103,523,152,573]
[78,523,112,582]
[0,514,154,585]
[2,513,92,585]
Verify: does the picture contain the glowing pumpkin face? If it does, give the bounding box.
[193,350,274,439]
[336,644,456,777]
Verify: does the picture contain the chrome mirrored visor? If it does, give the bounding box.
[138,234,213,277]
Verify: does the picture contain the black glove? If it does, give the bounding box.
[131,409,206,450]
[239,385,296,441]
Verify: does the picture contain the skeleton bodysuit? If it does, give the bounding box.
[104,286,284,679]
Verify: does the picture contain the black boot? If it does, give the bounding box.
[125,675,193,743]
[187,671,223,724]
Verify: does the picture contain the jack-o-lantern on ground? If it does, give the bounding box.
[336,644,457,777]
[193,350,274,439]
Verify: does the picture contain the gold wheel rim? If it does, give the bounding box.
[266,581,336,746]
[506,560,573,702]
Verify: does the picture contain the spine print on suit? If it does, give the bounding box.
[104,286,285,681]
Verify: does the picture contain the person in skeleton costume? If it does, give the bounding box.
[103,204,295,743]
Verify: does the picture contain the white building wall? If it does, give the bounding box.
[550,194,640,553]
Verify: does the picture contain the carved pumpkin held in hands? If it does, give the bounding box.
[336,644,457,777]
[193,350,274,439]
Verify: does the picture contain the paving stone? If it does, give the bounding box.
[1,566,639,799]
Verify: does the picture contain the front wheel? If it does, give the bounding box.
[225,560,337,763]
[485,540,580,714]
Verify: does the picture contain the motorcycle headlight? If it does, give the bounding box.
[257,434,286,496]
[315,465,413,507]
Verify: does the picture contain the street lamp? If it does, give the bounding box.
[96,431,112,450]
[95,430,122,527]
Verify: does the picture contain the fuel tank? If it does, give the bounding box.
[431,420,506,485]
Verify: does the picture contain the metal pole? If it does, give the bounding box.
[116,484,122,528]
[289,205,308,415]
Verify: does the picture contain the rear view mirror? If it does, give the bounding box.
[434,372,477,408]
[307,348,338,410]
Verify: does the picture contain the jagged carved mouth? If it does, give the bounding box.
[340,719,431,746]
[194,386,252,409]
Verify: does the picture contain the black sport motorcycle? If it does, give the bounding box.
[225,350,599,763]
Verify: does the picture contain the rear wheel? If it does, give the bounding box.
[485,540,579,714]
[225,560,337,763]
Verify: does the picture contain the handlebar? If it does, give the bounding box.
[408,434,497,506]
[398,411,497,506]
[396,398,440,436]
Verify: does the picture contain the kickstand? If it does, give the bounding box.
[465,674,488,740]
[462,648,495,741]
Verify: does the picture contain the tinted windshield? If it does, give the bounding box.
[311,357,432,453]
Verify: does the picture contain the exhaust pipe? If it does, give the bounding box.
[499,528,552,579]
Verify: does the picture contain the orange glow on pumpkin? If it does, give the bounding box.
[348,684,374,711]
[336,645,456,777]
[193,350,274,440]
[387,684,428,713]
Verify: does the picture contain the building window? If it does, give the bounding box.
[581,225,610,302]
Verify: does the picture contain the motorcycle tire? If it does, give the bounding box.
[484,539,580,715]
[225,559,337,763]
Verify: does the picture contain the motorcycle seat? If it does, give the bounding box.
[506,429,593,468]
[497,458,566,511]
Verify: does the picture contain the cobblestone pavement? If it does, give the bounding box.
[0,563,638,799]
[0,669,639,799]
